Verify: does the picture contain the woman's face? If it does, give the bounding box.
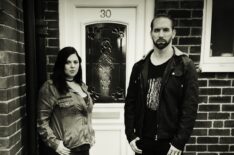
[64,53,79,80]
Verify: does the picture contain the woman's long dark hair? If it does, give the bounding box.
[52,46,82,94]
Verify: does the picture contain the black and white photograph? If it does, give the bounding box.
[0,0,234,155]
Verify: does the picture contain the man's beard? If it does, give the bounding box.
[154,37,172,50]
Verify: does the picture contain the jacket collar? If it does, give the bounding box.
[140,46,186,91]
[142,46,187,60]
[173,46,188,56]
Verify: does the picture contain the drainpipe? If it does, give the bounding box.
[23,0,38,154]
[35,0,47,87]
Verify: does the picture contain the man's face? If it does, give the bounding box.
[151,17,176,50]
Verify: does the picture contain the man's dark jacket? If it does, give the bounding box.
[124,47,199,150]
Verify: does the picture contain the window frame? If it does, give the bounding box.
[200,0,234,72]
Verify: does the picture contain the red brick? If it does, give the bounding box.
[199,88,221,95]
[178,28,193,38]
[208,145,229,152]
[0,149,9,155]
[48,55,56,64]
[216,73,228,79]
[224,120,234,128]
[0,77,9,89]
[179,37,201,45]
[0,39,24,53]
[0,137,10,148]
[220,137,234,144]
[192,129,208,136]
[1,0,21,18]
[0,102,9,113]
[213,121,224,128]
[198,80,207,87]
[48,38,59,47]
[183,152,196,155]
[228,73,234,78]
[0,64,25,76]
[196,112,208,120]
[179,19,202,27]
[199,104,220,112]
[197,137,218,144]
[176,46,189,53]
[169,10,191,18]
[199,73,216,78]
[187,136,196,144]
[231,129,234,136]
[191,28,202,36]
[194,121,212,128]
[222,105,234,112]
[190,46,201,54]
[0,86,26,102]
[223,88,234,95]
[0,123,17,137]
[0,25,24,42]
[0,97,26,114]
[209,129,230,136]
[180,1,203,9]
[0,11,23,31]
[192,10,203,18]
[230,145,234,151]
[208,113,230,120]
[47,29,59,37]
[189,54,200,63]
[47,21,59,29]
[45,11,58,20]
[197,153,217,155]
[156,1,179,9]
[186,145,207,151]
[209,80,231,87]
[0,114,11,126]
[209,96,231,103]
[198,96,208,103]
[45,1,58,11]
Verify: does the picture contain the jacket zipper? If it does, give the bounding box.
[156,58,174,140]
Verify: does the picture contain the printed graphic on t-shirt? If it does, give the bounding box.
[146,78,162,111]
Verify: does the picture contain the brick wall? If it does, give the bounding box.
[43,0,234,154]
[156,0,234,154]
[44,0,59,78]
[0,0,26,155]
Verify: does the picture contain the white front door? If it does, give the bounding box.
[59,0,154,154]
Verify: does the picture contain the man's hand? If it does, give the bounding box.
[55,141,71,155]
[167,144,182,155]
[130,137,142,154]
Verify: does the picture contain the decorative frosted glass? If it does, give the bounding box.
[86,23,126,103]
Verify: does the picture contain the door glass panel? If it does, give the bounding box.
[210,0,234,57]
[86,23,126,103]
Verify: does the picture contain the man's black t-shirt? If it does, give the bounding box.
[142,58,169,139]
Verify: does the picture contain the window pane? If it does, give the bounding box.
[211,0,234,57]
[86,23,126,103]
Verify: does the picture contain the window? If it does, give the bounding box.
[86,23,126,103]
[200,0,234,72]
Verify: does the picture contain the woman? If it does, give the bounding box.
[37,47,95,155]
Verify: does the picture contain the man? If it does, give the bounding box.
[124,14,199,155]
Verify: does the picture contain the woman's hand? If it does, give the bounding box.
[55,141,71,155]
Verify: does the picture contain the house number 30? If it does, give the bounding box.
[100,9,111,18]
